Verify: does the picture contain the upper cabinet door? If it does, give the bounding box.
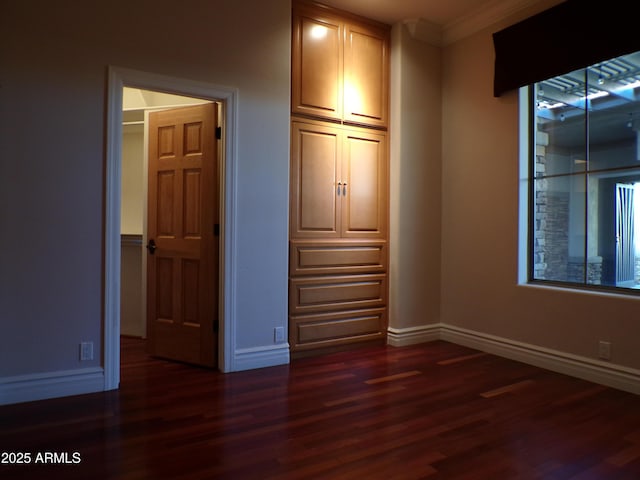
[292,2,390,129]
[344,23,389,128]
[292,7,343,122]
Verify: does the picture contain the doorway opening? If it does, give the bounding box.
[614,181,640,288]
[105,67,239,390]
[120,89,218,367]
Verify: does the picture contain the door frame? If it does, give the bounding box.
[615,182,636,286]
[104,66,239,389]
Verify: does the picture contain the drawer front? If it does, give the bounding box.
[290,241,386,276]
[290,308,386,351]
[289,274,386,315]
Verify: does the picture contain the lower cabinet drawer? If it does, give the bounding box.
[290,308,386,351]
[290,240,387,276]
[289,274,387,315]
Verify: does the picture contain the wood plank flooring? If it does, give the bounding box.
[1,339,640,479]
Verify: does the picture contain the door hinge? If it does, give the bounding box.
[215,126,222,140]
[214,223,220,236]
[213,319,219,333]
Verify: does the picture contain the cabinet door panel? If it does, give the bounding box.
[292,9,343,121]
[290,122,341,238]
[342,130,387,238]
[344,23,389,127]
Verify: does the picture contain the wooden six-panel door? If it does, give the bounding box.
[147,104,218,368]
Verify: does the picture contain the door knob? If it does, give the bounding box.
[146,239,157,255]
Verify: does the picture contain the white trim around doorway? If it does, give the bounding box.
[104,66,239,390]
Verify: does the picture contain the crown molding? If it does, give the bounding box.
[403,18,442,47]
[443,0,566,45]
[404,0,566,46]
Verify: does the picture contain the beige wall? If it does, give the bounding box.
[121,241,144,338]
[121,126,145,235]
[441,12,640,370]
[120,127,145,337]
[389,23,442,330]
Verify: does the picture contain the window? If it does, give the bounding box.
[530,50,640,291]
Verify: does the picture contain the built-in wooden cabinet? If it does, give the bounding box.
[290,119,387,240]
[289,1,390,355]
[292,1,389,128]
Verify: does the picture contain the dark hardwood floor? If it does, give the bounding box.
[1,338,640,479]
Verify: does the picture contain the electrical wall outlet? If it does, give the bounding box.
[80,342,94,361]
[274,327,285,343]
[598,341,611,361]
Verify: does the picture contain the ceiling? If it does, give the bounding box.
[320,1,569,44]
[318,0,564,45]
[320,0,496,25]
[322,0,482,25]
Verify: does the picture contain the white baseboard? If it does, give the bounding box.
[0,367,105,406]
[4,326,638,406]
[387,324,441,347]
[0,343,291,405]
[439,324,640,395]
[231,344,290,372]
[387,323,640,395]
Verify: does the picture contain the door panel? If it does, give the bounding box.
[342,129,386,238]
[344,23,388,127]
[156,258,174,319]
[147,103,218,368]
[290,121,341,238]
[183,169,202,237]
[292,6,343,121]
[156,171,176,235]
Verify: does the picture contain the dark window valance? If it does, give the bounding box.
[493,0,640,97]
